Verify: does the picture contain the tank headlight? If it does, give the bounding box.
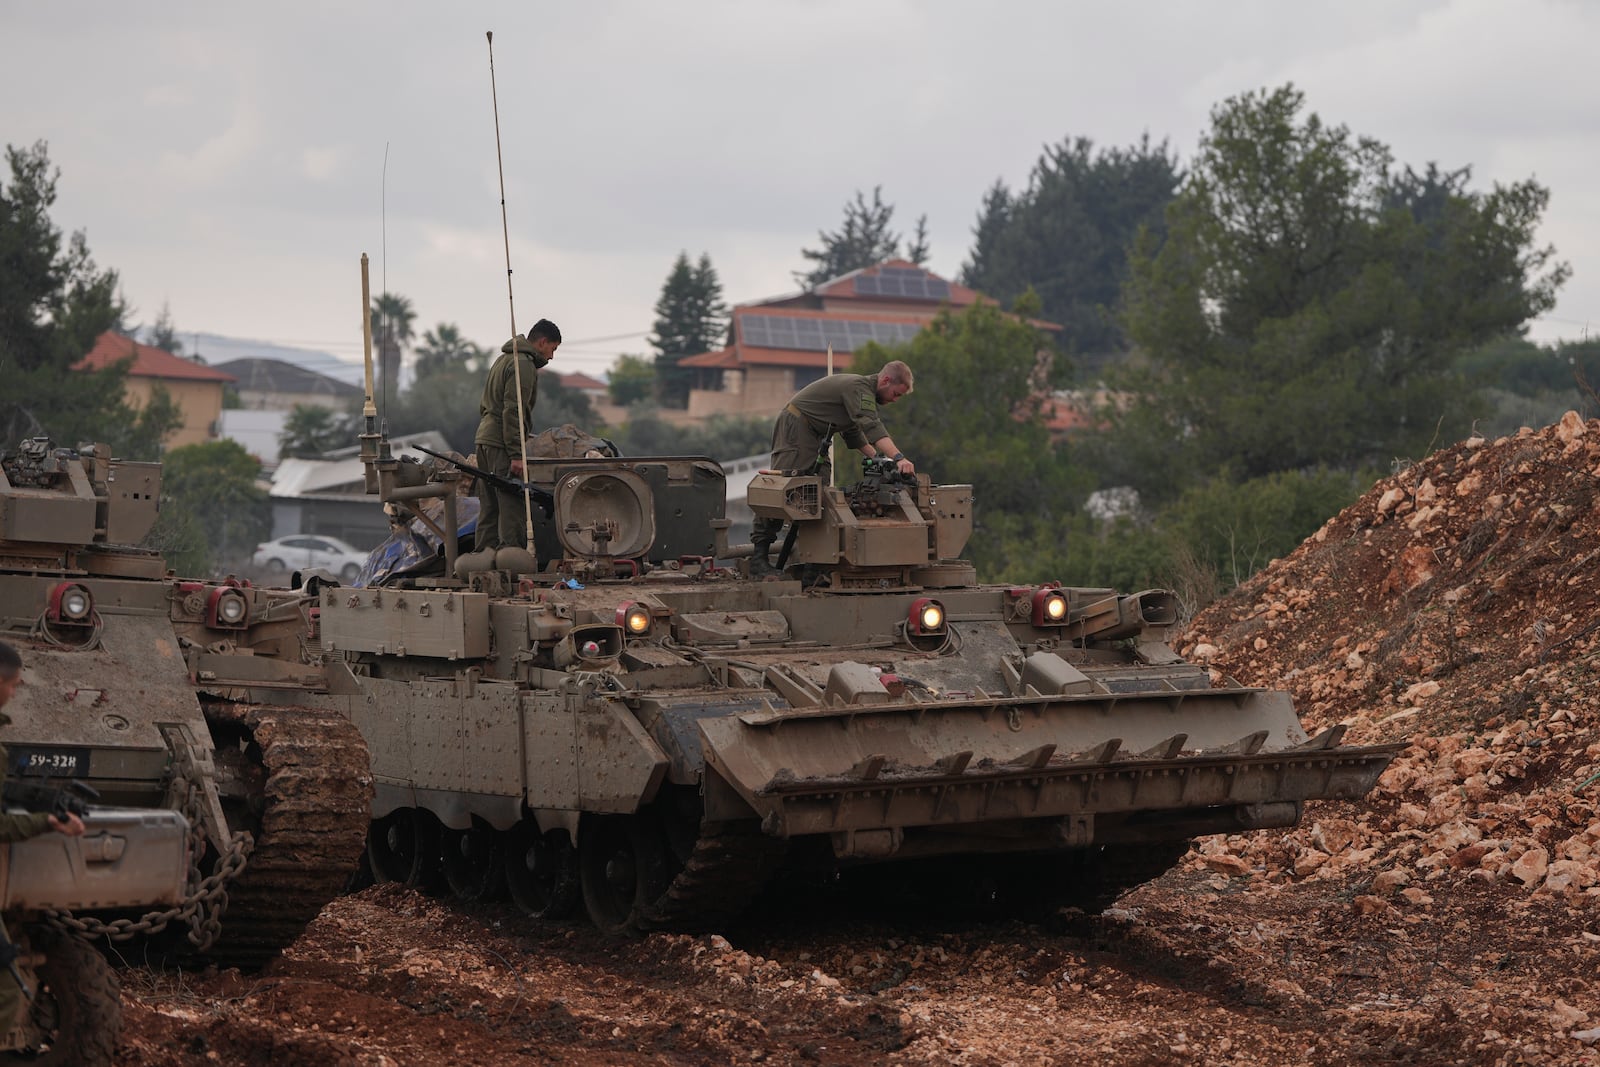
[1032,588,1069,626]
[206,587,250,629]
[49,582,94,623]
[616,602,652,636]
[909,597,946,635]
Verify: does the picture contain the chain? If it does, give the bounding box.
[43,755,254,951]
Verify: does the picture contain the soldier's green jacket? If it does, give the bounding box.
[474,337,541,451]
[0,714,51,843]
[784,372,888,451]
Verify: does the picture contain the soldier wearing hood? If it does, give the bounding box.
[472,318,561,558]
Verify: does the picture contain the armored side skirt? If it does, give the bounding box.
[0,807,189,911]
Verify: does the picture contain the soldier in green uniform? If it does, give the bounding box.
[750,360,917,577]
[0,640,86,1033]
[472,318,561,561]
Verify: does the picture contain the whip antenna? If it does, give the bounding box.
[486,30,537,555]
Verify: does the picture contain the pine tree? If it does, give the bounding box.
[794,187,904,288]
[146,300,185,357]
[650,252,728,409]
[905,214,931,267]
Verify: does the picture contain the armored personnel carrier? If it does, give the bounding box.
[225,430,1400,933]
[0,437,371,967]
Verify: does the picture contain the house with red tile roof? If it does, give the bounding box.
[677,260,1057,421]
[75,331,236,449]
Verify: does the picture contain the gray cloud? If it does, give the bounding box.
[5,0,1593,377]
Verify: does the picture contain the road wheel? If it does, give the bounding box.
[340,563,361,582]
[442,816,504,902]
[2,925,121,1066]
[265,557,286,574]
[367,808,444,890]
[578,814,672,935]
[504,820,580,920]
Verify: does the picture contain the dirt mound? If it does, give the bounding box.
[1180,411,1600,895]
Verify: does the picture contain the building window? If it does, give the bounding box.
[794,367,826,390]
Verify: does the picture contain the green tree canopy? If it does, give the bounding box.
[794,187,908,289]
[961,135,1181,369]
[146,438,270,575]
[606,353,655,407]
[145,300,186,358]
[279,403,359,459]
[414,322,487,378]
[605,413,769,460]
[0,140,180,456]
[650,251,728,409]
[1102,84,1567,507]
[370,291,415,405]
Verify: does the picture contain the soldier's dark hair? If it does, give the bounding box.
[0,640,19,678]
[529,319,563,344]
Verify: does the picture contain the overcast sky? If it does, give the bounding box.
[5,1,1596,379]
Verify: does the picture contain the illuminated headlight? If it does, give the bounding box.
[909,597,946,635]
[1032,588,1069,626]
[49,582,94,623]
[616,602,652,636]
[217,593,248,624]
[206,587,250,629]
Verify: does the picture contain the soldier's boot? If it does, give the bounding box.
[453,547,497,578]
[748,535,780,579]
[495,546,539,575]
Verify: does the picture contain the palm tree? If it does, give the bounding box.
[369,292,416,403]
[414,322,485,379]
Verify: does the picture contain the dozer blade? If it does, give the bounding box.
[698,688,1401,839]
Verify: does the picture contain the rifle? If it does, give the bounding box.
[412,445,555,517]
[1,777,99,821]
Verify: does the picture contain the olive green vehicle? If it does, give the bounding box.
[0,437,371,968]
[215,430,1400,934]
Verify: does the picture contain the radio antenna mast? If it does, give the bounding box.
[486,30,537,555]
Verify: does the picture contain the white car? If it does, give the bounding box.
[251,535,368,582]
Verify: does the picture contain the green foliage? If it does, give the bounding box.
[151,439,270,574]
[1459,335,1600,399]
[1161,467,1369,591]
[607,354,655,406]
[1114,84,1567,509]
[905,214,931,267]
[370,291,415,404]
[145,301,185,358]
[794,187,908,289]
[650,252,729,408]
[414,322,487,378]
[0,140,156,452]
[279,403,359,459]
[605,414,769,460]
[118,383,185,461]
[961,135,1181,369]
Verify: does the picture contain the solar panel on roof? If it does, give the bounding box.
[856,267,951,301]
[739,314,924,352]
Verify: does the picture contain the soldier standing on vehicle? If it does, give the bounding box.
[0,640,85,1033]
[749,360,916,578]
[470,318,561,568]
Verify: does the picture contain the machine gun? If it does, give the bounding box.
[1,777,99,820]
[846,456,919,517]
[412,445,555,517]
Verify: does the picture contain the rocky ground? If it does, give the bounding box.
[113,413,1600,1065]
